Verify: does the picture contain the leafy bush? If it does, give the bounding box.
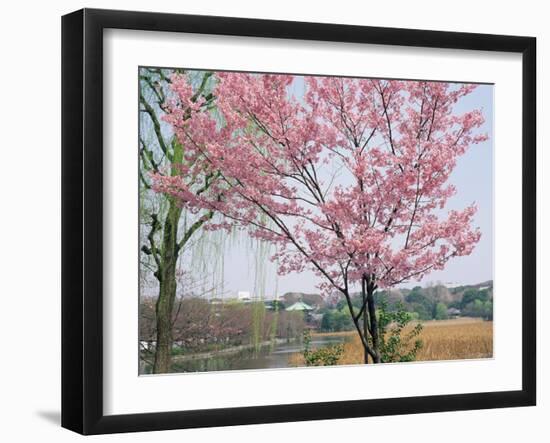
[377,301,423,363]
[302,330,344,366]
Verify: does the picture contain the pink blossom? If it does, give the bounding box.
[155,73,487,295]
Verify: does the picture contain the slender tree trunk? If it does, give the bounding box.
[366,282,381,363]
[152,200,182,374]
[362,278,369,364]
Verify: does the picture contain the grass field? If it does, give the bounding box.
[411,317,493,362]
[289,318,493,366]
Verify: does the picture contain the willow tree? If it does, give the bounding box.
[154,73,487,364]
[139,68,219,373]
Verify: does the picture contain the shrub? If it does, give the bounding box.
[302,330,344,366]
[377,301,423,363]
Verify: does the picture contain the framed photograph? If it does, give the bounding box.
[61,8,536,435]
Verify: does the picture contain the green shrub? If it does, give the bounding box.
[377,301,423,363]
[302,330,344,366]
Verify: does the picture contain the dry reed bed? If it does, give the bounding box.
[289,318,493,366]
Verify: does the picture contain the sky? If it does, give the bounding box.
[141,72,494,298]
[214,81,494,297]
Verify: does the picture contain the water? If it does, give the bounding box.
[169,333,352,373]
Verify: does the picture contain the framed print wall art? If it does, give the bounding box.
[61,8,536,435]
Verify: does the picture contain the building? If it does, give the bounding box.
[444,282,462,289]
[237,291,252,302]
[447,307,461,319]
[285,301,314,312]
[286,301,314,322]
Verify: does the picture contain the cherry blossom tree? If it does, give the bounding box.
[153,72,487,363]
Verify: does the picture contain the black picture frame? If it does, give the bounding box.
[62,8,536,435]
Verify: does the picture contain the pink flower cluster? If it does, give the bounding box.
[153,72,487,295]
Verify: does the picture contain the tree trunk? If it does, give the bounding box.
[362,278,369,364]
[152,200,182,374]
[366,283,381,363]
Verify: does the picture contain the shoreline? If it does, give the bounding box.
[171,337,295,362]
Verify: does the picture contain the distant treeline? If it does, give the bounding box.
[139,298,305,355]
[318,282,493,333]
[139,281,493,352]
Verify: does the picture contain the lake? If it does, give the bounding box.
[168,333,352,373]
